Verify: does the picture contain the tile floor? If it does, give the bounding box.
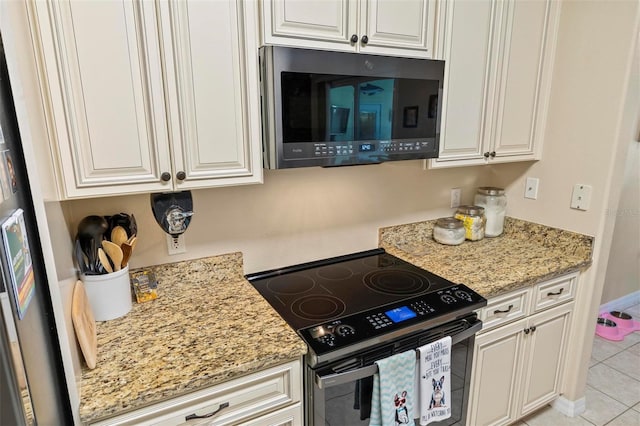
[516,303,640,426]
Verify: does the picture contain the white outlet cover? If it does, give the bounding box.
[570,184,592,211]
[166,234,186,255]
[450,188,462,208]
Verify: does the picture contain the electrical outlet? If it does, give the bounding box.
[166,234,186,255]
[524,177,539,199]
[570,184,592,211]
[450,188,462,208]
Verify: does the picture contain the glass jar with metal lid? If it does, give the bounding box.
[474,187,507,237]
[454,205,486,241]
[433,217,465,245]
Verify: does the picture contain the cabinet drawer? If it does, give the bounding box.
[478,288,530,333]
[532,274,577,312]
[92,360,301,426]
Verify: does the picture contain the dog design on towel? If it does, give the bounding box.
[394,391,410,425]
[429,376,446,409]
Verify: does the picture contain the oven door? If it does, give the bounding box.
[306,315,482,426]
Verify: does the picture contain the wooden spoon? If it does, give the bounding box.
[97,248,113,273]
[101,240,123,272]
[110,226,128,247]
[120,236,137,268]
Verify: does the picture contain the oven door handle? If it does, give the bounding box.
[315,319,483,389]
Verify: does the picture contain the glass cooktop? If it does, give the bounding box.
[246,248,471,331]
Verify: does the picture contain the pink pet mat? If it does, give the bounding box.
[595,311,640,341]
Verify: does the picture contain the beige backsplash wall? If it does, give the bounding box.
[62,161,492,273]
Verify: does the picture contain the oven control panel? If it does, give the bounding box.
[299,284,486,355]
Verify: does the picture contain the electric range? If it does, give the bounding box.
[246,248,487,367]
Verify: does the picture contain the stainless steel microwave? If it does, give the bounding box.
[259,46,445,169]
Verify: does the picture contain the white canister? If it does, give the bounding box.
[433,217,465,245]
[82,265,132,321]
[474,187,507,237]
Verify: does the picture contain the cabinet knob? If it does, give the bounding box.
[530,325,537,333]
[176,171,186,181]
[483,152,490,158]
[489,151,496,158]
[350,34,358,43]
[160,172,171,182]
[524,328,530,334]
[361,35,369,45]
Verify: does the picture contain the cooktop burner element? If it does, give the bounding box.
[266,275,315,295]
[364,269,430,295]
[291,295,346,321]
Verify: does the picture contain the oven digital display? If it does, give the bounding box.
[359,143,375,152]
[385,306,417,323]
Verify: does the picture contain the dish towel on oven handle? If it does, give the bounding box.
[418,336,452,425]
[369,350,416,426]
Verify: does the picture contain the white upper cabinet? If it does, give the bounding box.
[29,0,262,199]
[159,0,263,191]
[261,0,437,58]
[430,0,560,168]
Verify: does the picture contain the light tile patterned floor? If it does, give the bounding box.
[518,304,640,426]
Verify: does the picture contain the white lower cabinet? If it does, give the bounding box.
[467,274,577,426]
[90,359,303,426]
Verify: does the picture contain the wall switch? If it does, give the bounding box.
[450,188,462,208]
[570,184,592,211]
[166,234,186,255]
[524,177,539,199]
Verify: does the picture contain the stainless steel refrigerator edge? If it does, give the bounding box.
[0,31,73,425]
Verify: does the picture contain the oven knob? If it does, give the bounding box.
[455,290,472,301]
[335,325,355,336]
[440,294,457,304]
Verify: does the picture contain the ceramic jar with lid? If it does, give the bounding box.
[474,187,507,237]
[454,205,486,241]
[433,217,465,245]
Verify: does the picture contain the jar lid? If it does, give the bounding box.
[477,186,505,195]
[456,205,485,215]
[435,217,464,229]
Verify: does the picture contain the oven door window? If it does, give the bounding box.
[311,341,471,426]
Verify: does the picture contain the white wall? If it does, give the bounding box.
[63,162,493,273]
[601,42,640,306]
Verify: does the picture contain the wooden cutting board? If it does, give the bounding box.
[72,280,97,369]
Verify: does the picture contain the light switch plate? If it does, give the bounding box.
[525,177,539,199]
[570,184,592,211]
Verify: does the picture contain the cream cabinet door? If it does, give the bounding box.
[261,0,435,58]
[261,0,357,51]
[517,303,572,418]
[159,0,263,189]
[468,318,524,426]
[430,0,496,166]
[31,0,172,198]
[429,0,559,169]
[490,0,559,160]
[359,0,436,57]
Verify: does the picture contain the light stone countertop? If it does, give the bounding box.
[379,217,594,298]
[78,252,306,424]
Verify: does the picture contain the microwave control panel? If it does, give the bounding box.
[281,139,437,167]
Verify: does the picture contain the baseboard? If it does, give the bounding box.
[599,290,640,314]
[551,395,586,417]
